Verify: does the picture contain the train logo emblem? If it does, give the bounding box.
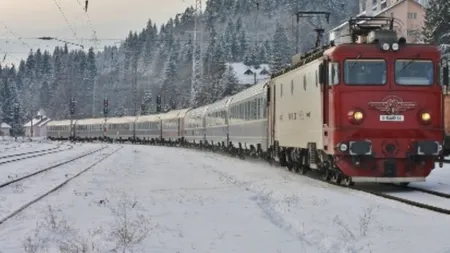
[368,95,416,115]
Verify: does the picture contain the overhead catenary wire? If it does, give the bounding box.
[51,0,83,47]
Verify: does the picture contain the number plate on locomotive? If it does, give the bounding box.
[380,115,404,121]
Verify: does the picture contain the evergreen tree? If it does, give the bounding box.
[271,22,291,73]
[221,65,240,97]
[423,0,450,52]
[140,90,153,115]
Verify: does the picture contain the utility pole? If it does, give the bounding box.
[294,11,331,52]
[69,97,76,140]
[13,103,19,139]
[188,0,203,107]
[103,98,108,140]
[132,51,138,142]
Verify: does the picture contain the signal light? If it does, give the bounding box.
[348,109,365,124]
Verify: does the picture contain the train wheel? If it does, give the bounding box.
[332,173,342,185]
[321,169,331,181]
[299,165,308,175]
[342,177,354,187]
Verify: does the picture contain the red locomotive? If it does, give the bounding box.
[268,16,449,186]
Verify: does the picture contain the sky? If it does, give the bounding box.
[0,0,197,67]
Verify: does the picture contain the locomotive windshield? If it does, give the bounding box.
[344,59,386,85]
[395,60,434,85]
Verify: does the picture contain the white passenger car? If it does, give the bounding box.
[160,108,191,144]
[183,105,207,145]
[204,96,232,147]
[47,120,71,139]
[134,114,162,141]
[228,81,268,153]
[105,116,137,140]
[73,117,105,138]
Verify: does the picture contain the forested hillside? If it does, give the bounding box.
[2,0,362,133]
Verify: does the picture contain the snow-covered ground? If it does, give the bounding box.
[1,143,450,253]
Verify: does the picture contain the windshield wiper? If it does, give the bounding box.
[349,53,362,71]
[397,53,420,74]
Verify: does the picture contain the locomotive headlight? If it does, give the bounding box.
[421,112,431,122]
[353,111,364,120]
[392,43,399,51]
[348,109,365,124]
[382,43,390,51]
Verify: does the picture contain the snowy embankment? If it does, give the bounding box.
[0,144,449,253]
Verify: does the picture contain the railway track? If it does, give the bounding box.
[0,145,123,225]
[350,184,450,215]
[161,144,450,215]
[0,144,73,166]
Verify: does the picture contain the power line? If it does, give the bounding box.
[51,0,83,46]
[0,20,33,50]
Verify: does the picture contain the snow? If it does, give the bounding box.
[226,62,271,86]
[0,123,11,129]
[1,143,450,252]
[410,166,450,194]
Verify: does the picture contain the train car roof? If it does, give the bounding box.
[136,114,162,123]
[206,96,232,113]
[185,104,208,118]
[106,116,137,124]
[160,108,191,120]
[230,81,267,105]
[74,117,104,125]
[47,120,71,126]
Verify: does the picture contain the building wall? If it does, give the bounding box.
[377,1,425,42]
[0,128,10,136]
[346,0,425,43]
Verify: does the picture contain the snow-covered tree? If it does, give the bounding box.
[423,0,450,53]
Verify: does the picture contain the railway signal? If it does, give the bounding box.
[103,98,109,115]
[156,95,161,112]
[69,98,75,115]
[13,103,19,121]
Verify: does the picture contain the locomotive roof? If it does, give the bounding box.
[325,43,441,56]
[230,81,267,104]
[159,108,191,120]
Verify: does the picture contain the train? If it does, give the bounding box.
[46,16,450,186]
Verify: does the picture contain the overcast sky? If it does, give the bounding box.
[0,0,196,67]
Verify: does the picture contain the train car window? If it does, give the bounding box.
[303,75,307,90]
[395,59,433,86]
[280,83,283,97]
[315,70,318,87]
[291,80,294,95]
[328,62,340,86]
[344,59,385,85]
